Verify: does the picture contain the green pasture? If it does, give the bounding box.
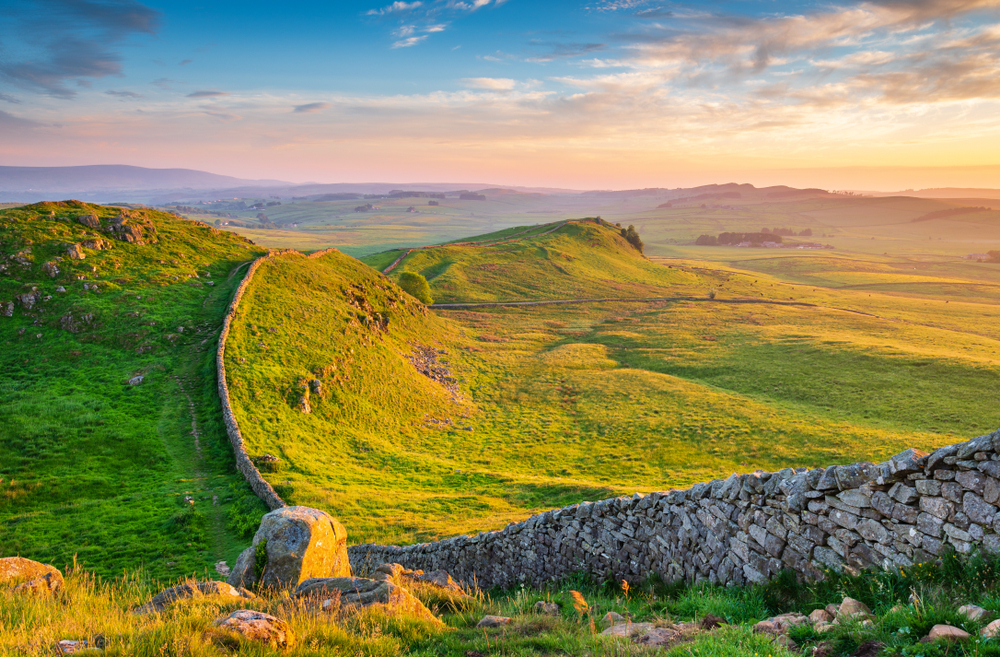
[0,202,267,579]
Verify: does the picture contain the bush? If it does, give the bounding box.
[696,234,718,246]
[620,225,644,253]
[398,271,433,304]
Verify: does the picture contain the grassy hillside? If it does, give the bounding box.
[0,201,267,580]
[227,219,1000,548]
[364,220,707,303]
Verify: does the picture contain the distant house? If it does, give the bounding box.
[965,253,990,261]
[407,206,417,213]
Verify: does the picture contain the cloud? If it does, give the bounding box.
[202,110,242,122]
[367,1,422,15]
[0,93,21,104]
[187,90,229,98]
[152,77,176,89]
[0,110,42,128]
[105,89,143,99]
[0,0,161,97]
[462,77,517,90]
[393,35,429,47]
[526,42,606,62]
[293,102,330,113]
[634,8,673,18]
[179,59,193,66]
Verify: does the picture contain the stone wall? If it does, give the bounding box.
[349,430,1000,589]
[216,254,286,511]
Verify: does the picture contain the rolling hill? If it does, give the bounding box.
[0,201,267,579]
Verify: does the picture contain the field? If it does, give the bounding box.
[226,219,1000,547]
[0,202,268,580]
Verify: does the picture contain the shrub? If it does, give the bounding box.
[398,271,433,304]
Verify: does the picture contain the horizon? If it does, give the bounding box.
[1,1,999,191]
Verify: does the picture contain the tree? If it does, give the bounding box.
[695,234,718,246]
[988,250,1000,263]
[620,225,644,253]
[398,271,433,304]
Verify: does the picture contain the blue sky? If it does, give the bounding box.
[1,0,1000,189]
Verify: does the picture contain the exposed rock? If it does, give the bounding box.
[602,611,625,627]
[982,619,1000,637]
[55,640,91,654]
[925,624,970,641]
[809,609,834,624]
[136,581,255,614]
[228,506,350,592]
[42,261,60,277]
[838,597,873,620]
[959,604,991,622]
[477,615,513,628]
[533,601,560,615]
[602,622,654,637]
[0,557,64,595]
[308,379,322,395]
[213,610,294,649]
[128,375,144,386]
[215,561,231,577]
[66,244,86,260]
[753,613,809,635]
[75,215,101,228]
[2,301,13,317]
[16,289,40,309]
[296,577,440,623]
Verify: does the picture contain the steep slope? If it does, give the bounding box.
[364,219,706,303]
[0,201,267,579]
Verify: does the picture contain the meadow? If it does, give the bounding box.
[0,202,268,580]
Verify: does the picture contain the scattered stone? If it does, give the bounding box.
[838,597,873,620]
[128,375,144,386]
[809,609,834,624]
[774,634,797,649]
[55,640,91,654]
[753,613,809,635]
[814,621,836,633]
[533,601,560,615]
[214,610,294,649]
[982,619,1000,637]
[634,626,689,649]
[296,576,440,623]
[66,244,86,260]
[136,581,255,614]
[602,611,625,627]
[228,506,351,592]
[0,557,64,595]
[924,624,970,642]
[477,615,513,628]
[602,622,654,638]
[215,561,231,577]
[75,215,101,228]
[959,604,991,622]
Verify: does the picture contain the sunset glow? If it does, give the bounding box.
[2,0,1000,189]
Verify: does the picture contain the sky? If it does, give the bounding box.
[1,0,1000,190]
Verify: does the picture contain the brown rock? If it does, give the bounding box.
[214,610,294,649]
[66,244,86,260]
[533,601,560,615]
[958,604,991,622]
[925,624,970,641]
[477,615,513,628]
[136,580,255,614]
[809,609,834,624]
[294,577,440,624]
[0,557,64,595]
[838,597,873,620]
[982,619,1000,637]
[228,506,350,592]
[75,215,101,228]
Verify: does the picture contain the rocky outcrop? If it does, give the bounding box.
[136,581,256,614]
[350,430,1000,590]
[213,610,294,649]
[0,557,64,595]
[228,506,351,592]
[293,576,440,623]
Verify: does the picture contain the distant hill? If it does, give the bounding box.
[0,165,289,194]
[876,188,1000,200]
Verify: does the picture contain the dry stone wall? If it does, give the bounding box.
[217,254,286,511]
[349,430,1000,589]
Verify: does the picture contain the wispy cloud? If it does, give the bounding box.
[393,35,429,48]
[187,90,229,98]
[293,102,330,113]
[367,1,423,16]
[462,77,517,90]
[368,0,506,48]
[0,0,161,98]
[106,89,143,99]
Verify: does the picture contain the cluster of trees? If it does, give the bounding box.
[459,192,487,201]
[620,225,644,253]
[989,251,1000,263]
[696,232,784,246]
[763,227,812,236]
[398,272,433,304]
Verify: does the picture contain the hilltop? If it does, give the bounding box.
[0,201,267,579]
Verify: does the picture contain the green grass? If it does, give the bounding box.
[0,201,268,580]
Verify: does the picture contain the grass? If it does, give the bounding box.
[11,549,1000,656]
[0,201,268,580]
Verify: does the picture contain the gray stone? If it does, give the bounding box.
[920,497,953,520]
[214,610,294,648]
[916,480,942,496]
[963,493,997,525]
[888,483,917,505]
[838,489,872,508]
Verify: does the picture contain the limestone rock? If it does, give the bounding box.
[477,615,513,628]
[128,375,144,386]
[75,215,101,228]
[55,640,91,654]
[533,601,560,615]
[809,609,834,624]
[228,506,350,592]
[66,244,86,260]
[214,610,294,649]
[982,619,1000,637]
[137,580,255,614]
[602,622,654,637]
[753,613,809,635]
[602,611,625,627]
[0,557,64,595]
[294,576,439,623]
[925,624,970,641]
[959,604,991,622]
[837,597,872,620]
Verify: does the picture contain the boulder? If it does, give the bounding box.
[66,244,86,260]
[602,611,625,627]
[533,601,560,616]
[925,624,970,642]
[293,577,439,623]
[809,609,834,624]
[602,622,654,637]
[982,619,1000,637]
[228,506,350,592]
[837,597,873,620]
[372,562,465,595]
[55,640,91,654]
[958,604,991,622]
[136,580,255,614]
[752,613,809,635]
[477,615,513,628]
[0,557,64,595]
[214,610,294,649]
[75,215,101,228]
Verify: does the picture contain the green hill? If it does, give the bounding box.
[0,201,267,579]
[363,219,707,303]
